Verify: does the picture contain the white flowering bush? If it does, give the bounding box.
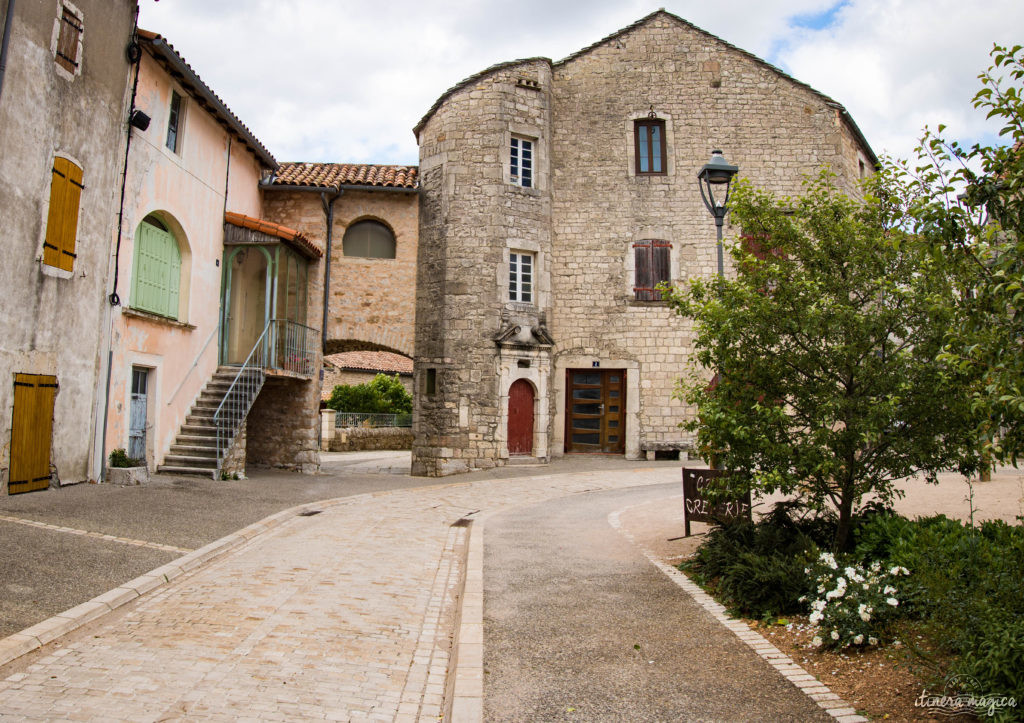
[799,551,910,649]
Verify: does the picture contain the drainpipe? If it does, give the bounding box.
[0,0,16,106]
[320,188,342,352]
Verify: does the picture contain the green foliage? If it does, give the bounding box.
[683,502,824,618]
[325,374,412,414]
[889,43,1024,464]
[662,170,981,550]
[802,552,909,650]
[853,513,1024,706]
[108,448,142,468]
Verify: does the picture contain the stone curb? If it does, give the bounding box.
[609,506,869,723]
[0,479,475,671]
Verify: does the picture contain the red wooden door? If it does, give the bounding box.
[507,379,535,455]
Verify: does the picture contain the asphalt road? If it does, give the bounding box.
[483,483,831,722]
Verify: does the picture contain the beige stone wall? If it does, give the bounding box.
[414,59,553,476]
[264,189,418,356]
[412,13,872,476]
[246,377,321,473]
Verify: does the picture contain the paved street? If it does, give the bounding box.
[0,454,1018,721]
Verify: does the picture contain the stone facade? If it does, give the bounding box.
[0,0,136,491]
[246,376,321,474]
[411,11,875,476]
[263,181,419,358]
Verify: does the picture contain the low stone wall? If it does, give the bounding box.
[329,427,413,452]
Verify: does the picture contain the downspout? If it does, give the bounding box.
[99,10,140,482]
[320,188,342,352]
[0,0,15,105]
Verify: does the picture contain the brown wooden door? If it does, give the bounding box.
[507,379,535,455]
[565,369,625,453]
[9,374,58,494]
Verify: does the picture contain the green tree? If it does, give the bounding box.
[326,373,412,414]
[662,171,980,551]
[891,43,1024,464]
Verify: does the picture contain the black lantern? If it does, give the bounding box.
[697,149,739,276]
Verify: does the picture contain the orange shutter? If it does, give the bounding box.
[42,158,83,272]
[9,374,58,494]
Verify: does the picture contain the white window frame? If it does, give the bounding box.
[509,251,534,304]
[510,136,534,188]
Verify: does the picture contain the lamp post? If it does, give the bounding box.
[697,149,739,277]
[697,150,738,471]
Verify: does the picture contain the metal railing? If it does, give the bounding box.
[213,319,319,477]
[335,412,413,428]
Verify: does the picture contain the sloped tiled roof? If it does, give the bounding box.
[270,163,418,190]
[137,29,276,169]
[324,351,414,375]
[224,211,322,258]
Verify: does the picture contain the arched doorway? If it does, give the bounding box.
[507,379,535,455]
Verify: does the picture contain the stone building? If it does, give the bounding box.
[263,163,419,358]
[411,10,876,476]
[0,0,136,492]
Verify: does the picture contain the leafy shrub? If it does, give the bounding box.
[952,616,1024,720]
[108,448,142,468]
[802,552,909,649]
[326,374,412,414]
[682,502,824,617]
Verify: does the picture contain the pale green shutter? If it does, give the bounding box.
[131,221,181,318]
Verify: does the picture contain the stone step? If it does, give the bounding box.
[169,445,217,458]
[176,434,217,447]
[157,465,216,477]
[180,423,216,435]
[162,454,219,467]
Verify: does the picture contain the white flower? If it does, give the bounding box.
[817,585,826,594]
[858,603,872,622]
[898,566,909,576]
[890,566,901,576]
[830,630,840,641]
[884,585,896,595]
[886,597,899,607]
[812,636,823,648]
[804,567,810,575]
[862,583,869,590]
[812,600,826,612]
[868,637,879,646]
[870,561,881,573]
[853,634,864,645]
[836,577,847,589]
[809,611,823,624]
[845,567,857,578]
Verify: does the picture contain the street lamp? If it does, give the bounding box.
[697,149,739,276]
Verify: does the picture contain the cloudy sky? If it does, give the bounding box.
[138,0,1022,167]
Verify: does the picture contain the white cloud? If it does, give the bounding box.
[137,0,1018,165]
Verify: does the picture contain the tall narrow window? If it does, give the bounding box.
[509,251,534,303]
[42,157,84,272]
[54,4,83,74]
[510,137,533,188]
[166,91,182,153]
[633,240,671,300]
[634,119,666,175]
[131,217,182,319]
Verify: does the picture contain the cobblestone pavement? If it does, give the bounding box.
[0,463,678,722]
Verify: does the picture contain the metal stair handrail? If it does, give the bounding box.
[212,319,319,478]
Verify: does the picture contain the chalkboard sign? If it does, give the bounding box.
[682,468,752,536]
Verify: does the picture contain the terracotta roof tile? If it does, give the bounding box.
[224,211,322,258]
[271,163,418,190]
[324,351,413,375]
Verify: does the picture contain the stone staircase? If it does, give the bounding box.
[158,366,248,477]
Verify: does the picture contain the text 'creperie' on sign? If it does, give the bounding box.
[681,467,752,536]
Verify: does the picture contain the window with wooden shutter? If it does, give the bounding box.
[42,157,84,272]
[9,374,58,495]
[54,5,83,74]
[633,240,672,300]
[131,218,182,319]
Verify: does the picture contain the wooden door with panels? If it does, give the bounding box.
[565,369,625,453]
[9,374,58,494]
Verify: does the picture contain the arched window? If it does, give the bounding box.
[131,215,182,319]
[342,220,396,259]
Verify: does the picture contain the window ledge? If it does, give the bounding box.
[507,184,542,197]
[40,263,74,280]
[626,299,668,307]
[123,307,195,330]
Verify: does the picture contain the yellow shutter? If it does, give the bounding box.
[9,374,58,494]
[42,157,83,272]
